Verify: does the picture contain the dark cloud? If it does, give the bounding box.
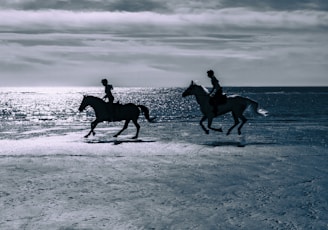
[109,0,167,12]
[1,0,327,12]
[219,0,328,11]
[0,0,168,12]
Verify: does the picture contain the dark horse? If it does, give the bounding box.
[78,95,155,139]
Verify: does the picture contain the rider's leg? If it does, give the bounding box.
[108,103,114,121]
[213,101,219,116]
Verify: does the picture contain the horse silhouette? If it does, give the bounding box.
[182,81,267,135]
[78,95,155,139]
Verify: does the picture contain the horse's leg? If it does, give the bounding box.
[208,116,223,132]
[237,114,247,135]
[113,120,130,137]
[227,112,239,135]
[200,116,209,134]
[85,119,99,138]
[132,119,140,139]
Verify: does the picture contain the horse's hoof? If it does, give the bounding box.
[205,130,209,135]
[218,128,223,132]
[132,136,138,139]
[84,135,89,138]
[113,135,118,138]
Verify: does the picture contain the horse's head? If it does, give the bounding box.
[182,81,207,97]
[182,81,196,97]
[78,95,89,112]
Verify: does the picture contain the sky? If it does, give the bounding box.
[0,0,327,87]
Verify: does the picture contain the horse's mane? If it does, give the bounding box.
[85,95,101,100]
[193,83,209,95]
[195,83,239,98]
[85,95,106,103]
[200,85,209,94]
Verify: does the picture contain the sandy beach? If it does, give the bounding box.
[1,128,327,230]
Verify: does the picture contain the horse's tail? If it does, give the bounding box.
[137,105,156,122]
[247,99,268,117]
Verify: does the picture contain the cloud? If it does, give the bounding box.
[0,2,327,86]
[0,8,327,34]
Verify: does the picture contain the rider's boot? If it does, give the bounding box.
[213,109,217,116]
[213,105,218,116]
[107,103,114,122]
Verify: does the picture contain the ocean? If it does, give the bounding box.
[1,86,328,229]
[0,86,327,147]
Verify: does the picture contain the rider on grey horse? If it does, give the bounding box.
[207,70,227,115]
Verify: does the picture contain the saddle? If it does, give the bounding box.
[106,102,122,121]
[218,94,227,105]
[209,94,227,106]
[106,102,122,109]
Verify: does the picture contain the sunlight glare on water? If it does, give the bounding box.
[0,86,327,147]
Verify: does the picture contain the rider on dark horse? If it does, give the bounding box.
[101,78,115,121]
[102,78,114,103]
[207,69,227,115]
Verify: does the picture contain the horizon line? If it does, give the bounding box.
[0,85,327,88]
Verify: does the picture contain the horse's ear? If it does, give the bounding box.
[191,81,194,85]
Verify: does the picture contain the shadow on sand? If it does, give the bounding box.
[84,138,156,145]
[203,141,277,147]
